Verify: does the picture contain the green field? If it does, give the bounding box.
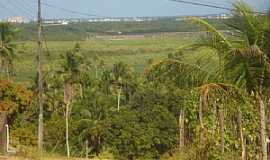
[13,18,225,84]
[14,35,196,84]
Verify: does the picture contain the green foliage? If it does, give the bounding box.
[71,87,113,156]
[0,22,18,79]
[108,105,177,160]
[6,2,270,160]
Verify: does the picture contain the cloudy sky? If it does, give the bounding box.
[0,0,269,20]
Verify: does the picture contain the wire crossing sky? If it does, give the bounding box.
[0,0,268,20]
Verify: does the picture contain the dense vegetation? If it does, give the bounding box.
[0,2,269,160]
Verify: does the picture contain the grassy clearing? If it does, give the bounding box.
[14,36,194,84]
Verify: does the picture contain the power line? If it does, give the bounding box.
[21,0,37,12]
[170,0,235,12]
[15,0,36,14]
[0,0,34,20]
[8,0,35,20]
[170,0,265,14]
[25,0,108,18]
[41,2,107,18]
[0,1,19,17]
[193,0,229,7]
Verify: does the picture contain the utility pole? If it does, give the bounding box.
[37,0,44,155]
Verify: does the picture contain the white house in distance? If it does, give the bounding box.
[7,16,28,23]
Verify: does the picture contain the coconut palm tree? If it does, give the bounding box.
[145,57,254,159]
[60,47,83,158]
[145,59,215,151]
[0,23,17,80]
[111,62,133,110]
[186,2,270,159]
[75,92,110,157]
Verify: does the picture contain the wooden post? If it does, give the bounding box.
[37,0,44,155]
[5,125,9,153]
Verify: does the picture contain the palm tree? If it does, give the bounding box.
[60,47,83,158]
[186,2,270,159]
[145,59,213,151]
[111,62,133,110]
[0,23,17,80]
[145,58,253,159]
[75,93,110,157]
[91,54,105,79]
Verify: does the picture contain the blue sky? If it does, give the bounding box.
[0,0,268,20]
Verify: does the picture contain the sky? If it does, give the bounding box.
[0,0,269,20]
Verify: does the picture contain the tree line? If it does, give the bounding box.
[15,19,228,41]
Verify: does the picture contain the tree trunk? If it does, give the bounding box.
[237,109,246,160]
[64,82,74,158]
[199,95,204,144]
[5,124,9,153]
[65,102,70,158]
[95,64,98,79]
[85,140,89,159]
[218,105,225,155]
[257,95,267,160]
[179,109,185,150]
[79,83,83,98]
[6,62,10,81]
[98,136,101,156]
[117,88,122,110]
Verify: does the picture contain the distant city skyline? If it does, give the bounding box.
[0,0,268,20]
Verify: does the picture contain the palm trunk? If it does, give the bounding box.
[65,102,70,158]
[6,63,10,81]
[79,83,83,98]
[98,136,101,155]
[237,109,246,160]
[218,106,225,155]
[117,88,122,110]
[85,140,89,159]
[5,124,9,153]
[179,110,185,150]
[199,95,204,144]
[95,64,98,79]
[257,95,267,160]
[64,82,74,159]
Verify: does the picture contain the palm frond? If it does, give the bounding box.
[144,59,216,89]
[226,45,270,92]
[232,1,264,46]
[198,82,251,108]
[186,17,232,51]
[231,45,264,60]
[198,83,229,106]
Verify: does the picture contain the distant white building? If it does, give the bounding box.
[7,16,28,23]
[61,21,69,25]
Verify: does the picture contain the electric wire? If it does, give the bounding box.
[0,1,19,18]
[8,0,35,20]
[170,0,265,14]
